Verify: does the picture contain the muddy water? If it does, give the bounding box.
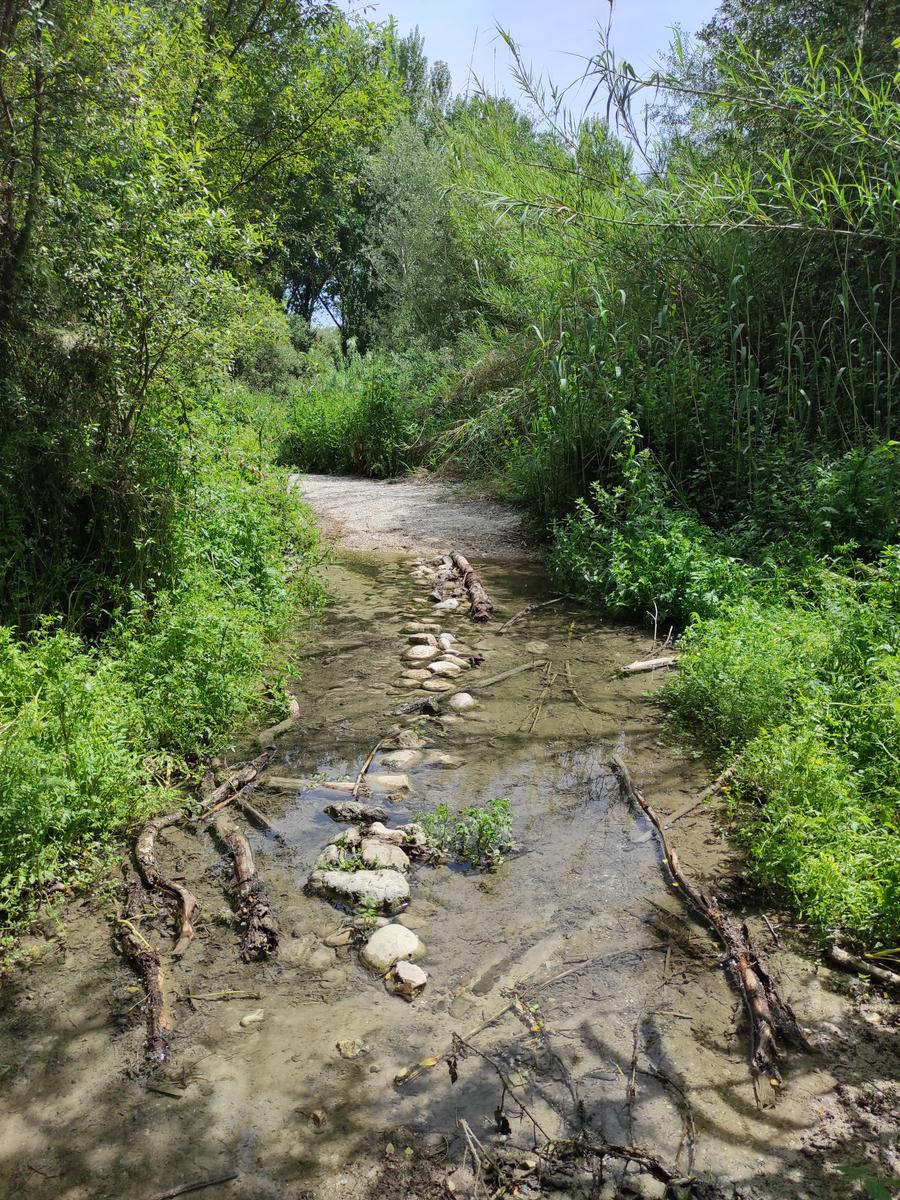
[0,552,858,1200]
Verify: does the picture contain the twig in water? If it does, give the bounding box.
[352,737,384,799]
[498,595,569,633]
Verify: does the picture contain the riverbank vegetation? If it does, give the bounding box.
[279,6,899,947]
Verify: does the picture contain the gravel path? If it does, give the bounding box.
[291,472,534,559]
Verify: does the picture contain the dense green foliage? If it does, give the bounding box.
[420,798,515,869]
[277,7,899,946]
[0,0,409,937]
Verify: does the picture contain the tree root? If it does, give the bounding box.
[195,748,275,819]
[610,754,806,1105]
[135,814,198,958]
[115,875,175,1067]
[211,810,278,961]
[450,550,494,622]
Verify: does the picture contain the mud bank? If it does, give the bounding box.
[0,481,896,1200]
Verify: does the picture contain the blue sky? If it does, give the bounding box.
[350,1,721,100]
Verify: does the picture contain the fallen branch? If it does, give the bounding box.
[233,790,287,846]
[115,876,175,1066]
[259,776,356,794]
[195,749,274,819]
[352,737,384,798]
[619,656,677,675]
[450,550,494,622]
[147,1173,238,1200]
[498,595,569,634]
[610,754,805,1104]
[211,812,278,961]
[666,765,737,826]
[827,945,900,989]
[135,814,199,959]
[394,659,548,716]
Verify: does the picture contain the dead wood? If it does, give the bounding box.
[827,944,900,989]
[232,789,287,845]
[259,775,356,794]
[147,1172,238,1200]
[352,737,384,798]
[394,658,548,716]
[115,875,175,1066]
[135,813,198,958]
[610,754,804,1104]
[665,765,736,826]
[620,656,677,675]
[450,550,494,622]
[211,812,278,961]
[195,749,274,819]
[498,595,569,633]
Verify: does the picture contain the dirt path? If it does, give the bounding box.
[291,473,533,558]
[0,476,896,1200]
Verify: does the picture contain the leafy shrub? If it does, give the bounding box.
[420,797,514,868]
[550,430,748,627]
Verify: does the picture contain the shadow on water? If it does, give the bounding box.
[0,552,897,1199]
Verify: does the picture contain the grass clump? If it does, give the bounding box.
[420,797,514,869]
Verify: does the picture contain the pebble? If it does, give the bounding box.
[336,1039,369,1059]
[239,1009,265,1028]
[361,924,423,971]
[390,960,427,1000]
[366,821,404,844]
[386,729,427,749]
[422,678,452,692]
[403,644,439,663]
[448,692,479,712]
[429,660,462,678]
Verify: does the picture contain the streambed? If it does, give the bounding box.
[0,484,894,1200]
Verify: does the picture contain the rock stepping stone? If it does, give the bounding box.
[360,924,423,971]
[422,678,452,692]
[403,644,439,663]
[429,660,462,678]
[448,692,479,712]
[360,837,410,873]
[390,960,427,1000]
[433,597,460,612]
[325,800,387,824]
[401,668,431,680]
[306,868,409,913]
[408,632,438,646]
[437,633,456,651]
[379,748,422,769]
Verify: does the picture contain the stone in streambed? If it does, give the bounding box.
[324,800,387,824]
[366,773,411,793]
[448,692,479,712]
[401,622,428,633]
[398,678,424,689]
[437,633,456,651]
[401,669,431,681]
[403,644,439,663]
[429,660,461,678]
[443,653,470,669]
[390,960,427,1000]
[324,927,354,948]
[360,924,423,971]
[422,678,452,692]
[379,748,422,769]
[306,868,410,913]
[408,633,438,647]
[421,751,462,769]
[433,597,460,613]
[360,837,410,873]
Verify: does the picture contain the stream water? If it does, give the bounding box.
[0,544,877,1200]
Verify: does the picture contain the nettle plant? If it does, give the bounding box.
[420,798,514,869]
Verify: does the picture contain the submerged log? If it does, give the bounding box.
[610,754,805,1104]
[211,811,278,961]
[450,551,494,622]
[116,875,175,1066]
[135,814,198,958]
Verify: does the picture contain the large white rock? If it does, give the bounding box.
[403,644,439,663]
[422,677,452,692]
[361,924,423,971]
[360,837,410,873]
[434,598,460,612]
[448,692,479,712]
[437,633,456,652]
[306,868,409,912]
[443,653,470,669]
[366,772,411,793]
[408,633,438,647]
[366,821,404,845]
[379,748,422,769]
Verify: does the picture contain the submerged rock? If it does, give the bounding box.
[400,668,431,681]
[448,692,479,712]
[384,729,427,749]
[360,837,410,873]
[390,960,427,1000]
[306,868,409,912]
[324,800,387,824]
[403,644,439,663]
[379,748,422,769]
[421,751,462,769]
[398,678,423,689]
[422,678,452,692]
[361,924,423,971]
[437,632,456,651]
[401,622,428,633]
[433,597,460,612]
[366,772,411,793]
[408,632,438,647]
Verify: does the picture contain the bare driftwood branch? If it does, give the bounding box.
[450,550,494,622]
[828,945,900,989]
[610,754,805,1105]
[135,814,199,958]
[211,812,278,961]
[620,656,677,675]
[498,595,569,633]
[352,737,384,799]
[666,765,737,826]
[147,1172,239,1200]
[116,876,175,1067]
[196,749,274,819]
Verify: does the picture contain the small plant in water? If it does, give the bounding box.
[356,897,380,932]
[420,797,514,869]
